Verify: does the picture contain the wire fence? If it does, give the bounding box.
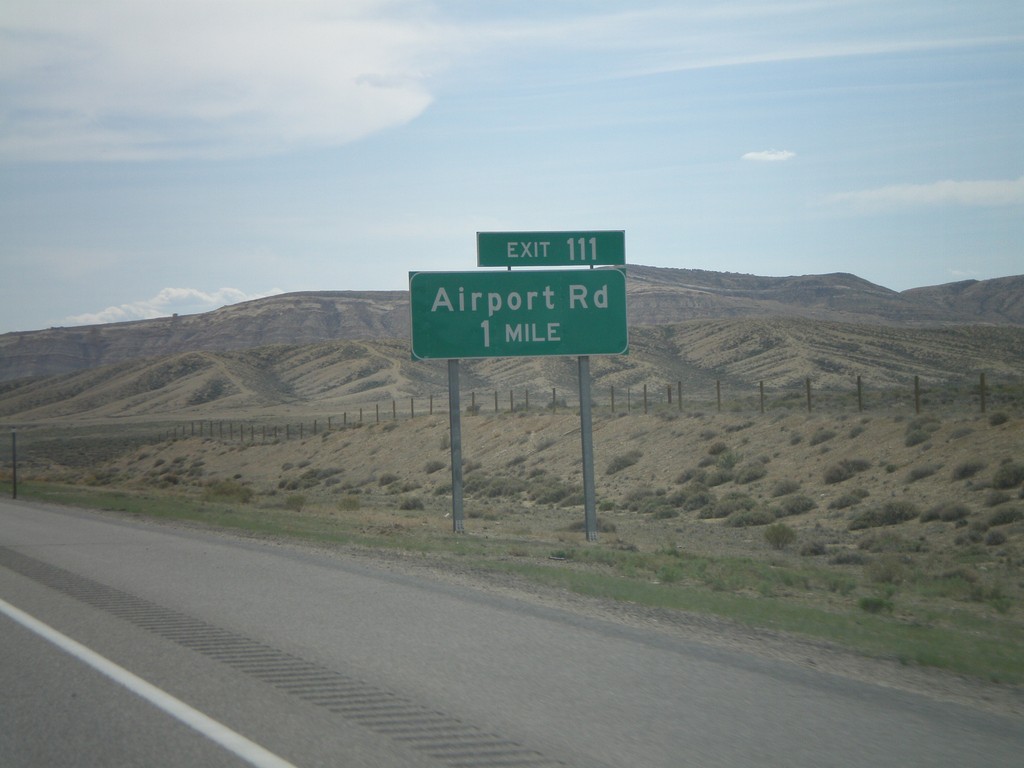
[151,371,1022,444]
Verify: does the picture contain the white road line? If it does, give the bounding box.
[0,597,298,768]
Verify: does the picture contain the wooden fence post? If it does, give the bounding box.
[914,376,921,415]
[857,375,863,412]
[805,378,812,413]
[980,372,987,413]
[610,386,615,413]
[643,384,648,414]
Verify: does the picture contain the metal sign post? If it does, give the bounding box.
[10,428,16,500]
[447,360,464,533]
[578,357,598,541]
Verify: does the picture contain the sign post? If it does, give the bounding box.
[447,360,464,533]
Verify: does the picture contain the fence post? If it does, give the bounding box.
[610,386,615,413]
[806,378,812,413]
[392,400,397,420]
[510,390,514,413]
[667,384,672,405]
[857,375,863,412]
[494,390,498,413]
[643,384,648,414]
[914,375,921,415]
[376,404,380,423]
[410,397,414,419]
[979,372,987,414]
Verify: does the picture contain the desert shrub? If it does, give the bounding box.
[988,412,1009,426]
[378,473,399,486]
[707,441,728,455]
[800,541,828,557]
[831,551,868,566]
[904,430,929,448]
[284,494,306,512]
[399,496,424,510]
[701,492,755,519]
[337,495,360,511]
[770,478,801,497]
[906,464,938,482]
[848,425,865,438]
[789,433,803,446]
[653,507,679,519]
[423,460,445,474]
[606,450,642,475]
[829,488,870,509]
[991,461,1024,490]
[985,530,1007,546]
[848,500,919,530]
[764,523,797,550]
[703,468,734,487]
[716,450,742,470]
[809,429,836,446]
[985,490,1011,507]
[726,508,775,527]
[530,479,575,505]
[202,479,253,504]
[697,455,717,468]
[920,502,970,523]
[823,459,871,484]
[951,461,986,480]
[733,463,767,484]
[988,506,1023,527]
[858,531,925,553]
[858,596,894,614]
[866,555,905,584]
[467,475,528,498]
[773,494,816,518]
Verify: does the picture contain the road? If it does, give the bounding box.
[1,498,1020,767]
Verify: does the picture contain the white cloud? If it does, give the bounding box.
[62,287,282,326]
[0,1,447,161]
[825,175,1024,211]
[742,149,796,162]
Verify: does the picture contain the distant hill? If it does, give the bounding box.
[2,318,1022,422]
[1,267,1022,383]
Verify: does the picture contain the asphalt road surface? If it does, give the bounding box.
[1,498,1020,767]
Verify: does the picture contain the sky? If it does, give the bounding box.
[1,1,1021,333]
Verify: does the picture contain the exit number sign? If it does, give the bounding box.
[410,268,627,360]
[477,230,625,267]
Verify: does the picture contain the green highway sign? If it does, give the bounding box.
[410,268,628,359]
[477,230,625,267]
